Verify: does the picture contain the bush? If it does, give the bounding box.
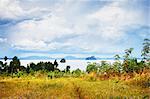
[34,70,47,78]
[126,72,150,88]
[54,71,64,78]
[72,68,82,77]
[99,61,111,73]
[12,71,25,78]
[86,62,98,73]
[112,61,122,73]
[48,71,54,79]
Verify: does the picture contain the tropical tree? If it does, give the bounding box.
[29,62,36,71]
[99,61,111,73]
[54,60,58,68]
[141,38,150,61]
[0,61,3,73]
[66,66,70,72]
[45,62,54,71]
[113,54,122,73]
[9,56,21,74]
[122,48,140,73]
[124,48,134,59]
[26,65,30,74]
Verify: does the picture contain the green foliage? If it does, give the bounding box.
[122,58,138,73]
[86,62,98,73]
[114,54,120,60]
[53,70,64,78]
[113,54,122,73]
[124,48,134,59]
[9,56,21,73]
[0,61,3,72]
[99,61,111,73]
[29,61,54,72]
[16,71,24,78]
[29,69,35,76]
[85,42,149,75]
[122,48,141,73]
[0,61,3,68]
[142,38,150,61]
[45,62,54,71]
[112,61,122,73]
[54,59,58,68]
[0,38,149,81]
[48,71,54,79]
[72,68,82,77]
[26,65,30,74]
[66,66,70,72]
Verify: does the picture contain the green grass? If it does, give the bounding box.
[0,77,149,99]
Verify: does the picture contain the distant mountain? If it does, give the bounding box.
[64,56,85,60]
[85,56,97,60]
[20,55,134,60]
[20,56,54,60]
[20,55,84,60]
[64,56,77,59]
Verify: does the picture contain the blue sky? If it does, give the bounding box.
[0,0,149,58]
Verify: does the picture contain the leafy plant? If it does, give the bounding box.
[141,38,150,61]
[86,62,98,73]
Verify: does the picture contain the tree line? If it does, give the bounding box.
[0,39,149,78]
[86,38,150,74]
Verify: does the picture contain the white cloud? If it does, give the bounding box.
[7,0,148,55]
[0,0,24,19]
[88,1,144,40]
[0,0,51,20]
[0,38,7,43]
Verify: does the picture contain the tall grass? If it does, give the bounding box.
[0,77,149,99]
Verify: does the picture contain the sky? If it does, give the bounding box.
[0,0,149,58]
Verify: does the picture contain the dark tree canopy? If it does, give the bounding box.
[54,60,58,68]
[60,58,66,63]
[66,66,70,72]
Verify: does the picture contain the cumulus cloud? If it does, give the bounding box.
[0,0,51,20]
[0,0,23,19]
[6,0,149,56]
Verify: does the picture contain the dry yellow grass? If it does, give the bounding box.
[0,77,149,99]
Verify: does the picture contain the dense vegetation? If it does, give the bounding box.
[0,39,149,98]
[0,39,149,78]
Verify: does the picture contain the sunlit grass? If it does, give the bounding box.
[0,77,149,99]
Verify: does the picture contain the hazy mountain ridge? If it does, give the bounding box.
[20,55,116,60]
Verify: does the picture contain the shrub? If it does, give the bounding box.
[72,68,82,77]
[112,61,122,73]
[99,61,111,73]
[126,72,150,88]
[34,70,47,78]
[48,71,54,79]
[53,70,64,78]
[86,62,98,73]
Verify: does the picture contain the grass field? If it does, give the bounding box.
[0,77,149,99]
